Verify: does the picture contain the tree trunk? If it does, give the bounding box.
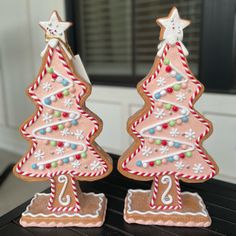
[48,174,83,212]
[149,174,182,210]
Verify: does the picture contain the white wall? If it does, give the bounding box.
[0,0,235,184]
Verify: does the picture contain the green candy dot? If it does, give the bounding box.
[81,152,87,158]
[155,160,162,166]
[50,141,57,147]
[63,90,69,96]
[164,103,172,110]
[155,139,161,145]
[169,120,176,127]
[173,84,181,91]
[54,111,61,117]
[164,58,170,65]
[58,124,64,130]
[186,151,192,157]
[51,162,57,168]
[46,67,54,74]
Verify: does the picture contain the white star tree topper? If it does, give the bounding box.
[39,11,72,43]
[156,7,190,57]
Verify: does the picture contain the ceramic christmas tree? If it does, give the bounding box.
[118,7,218,227]
[14,11,112,227]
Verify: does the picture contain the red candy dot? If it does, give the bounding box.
[162,123,168,129]
[172,106,179,112]
[51,73,58,79]
[166,87,173,93]
[179,153,185,159]
[75,154,81,160]
[45,163,51,169]
[62,112,69,117]
[165,65,172,73]
[149,161,155,167]
[57,142,64,147]
[52,125,58,131]
[161,140,167,146]
[57,92,63,99]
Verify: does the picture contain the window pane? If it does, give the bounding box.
[80,0,132,75]
[134,0,202,76]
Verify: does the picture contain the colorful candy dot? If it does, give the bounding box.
[186,151,192,157]
[69,87,76,93]
[39,129,46,135]
[58,160,63,166]
[51,162,57,168]
[148,128,155,134]
[148,138,154,144]
[136,160,142,167]
[170,71,177,77]
[155,160,162,166]
[69,156,75,162]
[46,67,54,74]
[64,142,70,148]
[154,92,161,100]
[50,95,56,102]
[169,120,176,127]
[164,58,170,65]
[65,122,72,128]
[57,92,64,99]
[62,79,69,86]
[44,98,51,105]
[166,87,173,93]
[165,65,172,73]
[62,112,69,118]
[179,153,185,159]
[31,163,37,169]
[176,119,182,125]
[173,155,179,161]
[162,123,168,129]
[168,141,174,147]
[44,140,49,145]
[71,120,78,126]
[156,126,162,131]
[81,152,87,158]
[173,84,181,91]
[160,90,167,96]
[162,159,167,164]
[172,106,179,112]
[63,89,69,96]
[45,163,51,169]
[46,127,52,133]
[52,73,58,79]
[63,158,69,163]
[156,101,163,107]
[69,113,77,119]
[38,165,44,170]
[149,161,155,167]
[71,144,77,150]
[58,124,64,130]
[168,156,174,162]
[57,142,64,147]
[48,109,54,114]
[50,141,57,147]
[181,83,188,89]
[75,154,81,160]
[174,142,181,148]
[176,74,182,81]
[164,103,172,110]
[52,125,58,131]
[161,140,167,146]
[54,111,61,117]
[155,139,161,145]
[182,116,189,123]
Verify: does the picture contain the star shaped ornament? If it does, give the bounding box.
[156,7,190,44]
[39,11,72,43]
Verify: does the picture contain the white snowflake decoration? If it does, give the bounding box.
[157,77,166,86]
[192,163,204,174]
[71,160,81,168]
[42,82,52,92]
[64,98,73,108]
[73,130,85,140]
[176,92,186,102]
[175,161,185,170]
[90,161,102,171]
[184,129,196,140]
[154,108,165,119]
[34,150,45,161]
[159,146,169,154]
[42,113,53,123]
[170,128,180,137]
[141,146,152,157]
[61,128,70,137]
[56,147,65,155]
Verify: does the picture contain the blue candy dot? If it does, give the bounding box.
[182,116,189,123]
[44,97,51,105]
[176,74,182,81]
[148,128,155,134]
[136,161,142,167]
[31,163,38,169]
[168,156,174,162]
[154,92,161,100]
[71,120,78,126]
[174,142,181,148]
[63,157,69,163]
[71,144,77,150]
[39,129,46,135]
[62,79,69,86]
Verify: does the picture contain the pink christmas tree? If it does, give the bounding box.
[118,7,218,227]
[14,11,112,227]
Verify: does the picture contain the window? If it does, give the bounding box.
[66,0,236,91]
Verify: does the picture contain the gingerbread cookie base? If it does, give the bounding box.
[124,190,211,227]
[20,192,107,227]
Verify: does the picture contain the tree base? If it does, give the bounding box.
[124,189,211,227]
[20,192,107,227]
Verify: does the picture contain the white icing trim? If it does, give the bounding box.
[58,175,71,206]
[160,175,173,205]
[126,190,208,217]
[22,192,105,218]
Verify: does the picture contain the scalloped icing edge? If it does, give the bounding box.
[20,192,107,227]
[124,189,211,227]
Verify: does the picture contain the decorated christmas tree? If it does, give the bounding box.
[14,11,112,227]
[118,7,218,227]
